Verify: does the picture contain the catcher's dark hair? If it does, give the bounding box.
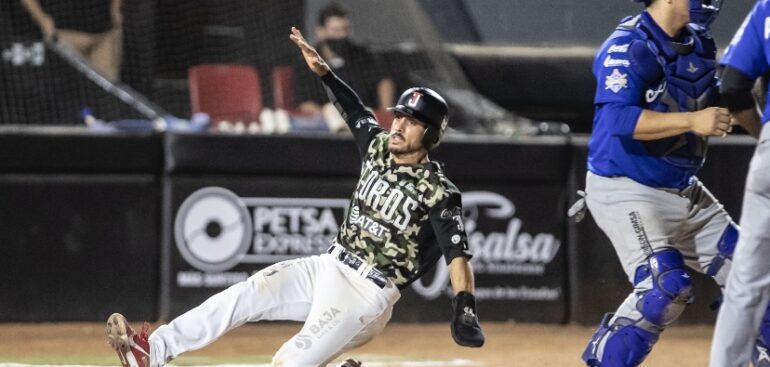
[318,2,348,27]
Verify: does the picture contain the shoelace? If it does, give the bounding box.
[138,322,150,341]
[129,322,152,359]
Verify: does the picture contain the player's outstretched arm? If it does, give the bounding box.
[632,107,734,140]
[289,27,330,77]
[20,0,57,39]
[448,256,485,348]
[290,26,380,151]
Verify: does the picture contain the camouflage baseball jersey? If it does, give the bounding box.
[321,72,471,289]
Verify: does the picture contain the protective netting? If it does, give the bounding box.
[0,0,543,135]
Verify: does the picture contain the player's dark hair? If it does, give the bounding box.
[318,2,348,27]
[643,0,655,7]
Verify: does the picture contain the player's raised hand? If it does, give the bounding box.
[687,107,733,137]
[289,27,330,77]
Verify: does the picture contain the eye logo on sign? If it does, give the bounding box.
[174,187,253,272]
[175,187,349,273]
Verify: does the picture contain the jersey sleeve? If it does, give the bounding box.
[721,1,770,79]
[320,72,385,155]
[593,38,658,137]
[429,192,472,264]
[593,39,651,106]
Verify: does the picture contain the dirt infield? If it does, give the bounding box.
[0,322,714,366]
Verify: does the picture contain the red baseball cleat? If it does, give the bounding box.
[106,313,151,367]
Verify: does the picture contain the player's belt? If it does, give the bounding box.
[327,244,389,289]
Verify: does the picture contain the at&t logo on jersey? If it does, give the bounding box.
[348,205,388,239]
[174,187,348,282]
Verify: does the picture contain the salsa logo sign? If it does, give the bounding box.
[412,191,562,300]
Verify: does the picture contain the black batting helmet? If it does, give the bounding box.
[388,87,449,150]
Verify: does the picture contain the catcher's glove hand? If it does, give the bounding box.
[450,291,485,347]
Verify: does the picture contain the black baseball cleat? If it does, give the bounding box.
[338,358,362,367]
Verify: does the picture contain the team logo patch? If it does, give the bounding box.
[687,61,699,74]
[407,92,423,107]
[605,69,628,93]
[451,234,461,244]
[645,81,666,103]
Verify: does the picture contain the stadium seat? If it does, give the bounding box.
[272,65,295,112]
[188,64,263,124]
[374,108,394,130]
[272,64,395,131]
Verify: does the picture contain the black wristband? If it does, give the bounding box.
[720,66,757,112]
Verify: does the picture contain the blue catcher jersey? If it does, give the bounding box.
[588,11,718,189]
[721,0,770,124]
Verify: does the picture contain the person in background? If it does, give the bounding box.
[293,2,395,133]
[21,0,123,81]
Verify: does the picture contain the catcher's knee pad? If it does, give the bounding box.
[760,304,770,346]
[634,248,694,327]
[582,313,660,367]
[706,222,739,277]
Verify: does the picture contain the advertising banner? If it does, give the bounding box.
[164,178,567,323]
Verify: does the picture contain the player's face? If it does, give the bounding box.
[673,0,691,23]
[322,16,350,40]
[388,114,427,155]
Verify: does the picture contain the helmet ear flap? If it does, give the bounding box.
[422,125,441,150]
